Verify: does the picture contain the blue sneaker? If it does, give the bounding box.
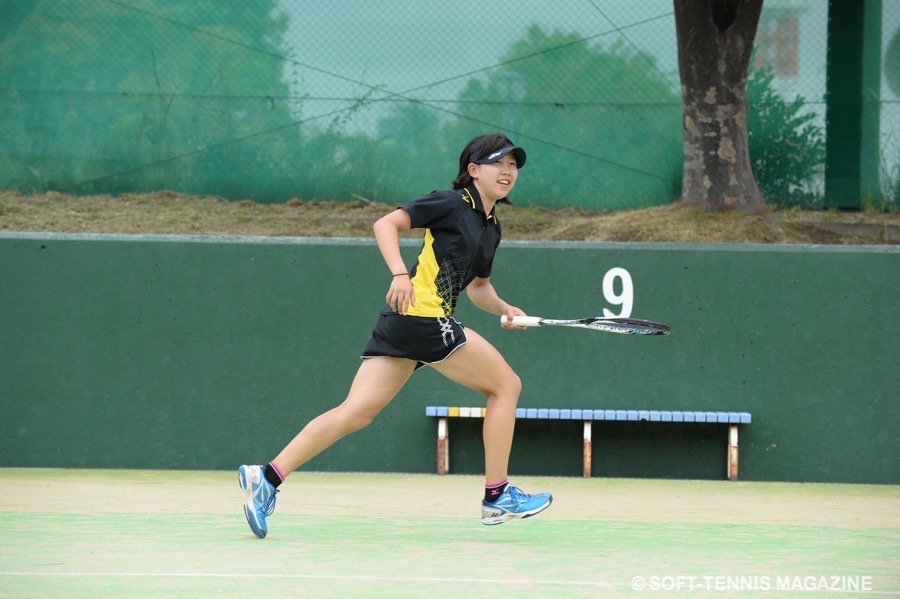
[238,465,278,538]
[481,485,552,525]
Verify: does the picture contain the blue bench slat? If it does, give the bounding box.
[426,407,752,425]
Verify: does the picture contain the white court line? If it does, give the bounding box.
[2,572,899,595]
[0,572,900,596]
[0,572,614,588]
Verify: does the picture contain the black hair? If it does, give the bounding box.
[451,133,517,190]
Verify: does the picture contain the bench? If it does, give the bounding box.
[424,406,752,481]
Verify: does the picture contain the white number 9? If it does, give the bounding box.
[602,267,633,318]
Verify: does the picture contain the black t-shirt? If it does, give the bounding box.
[395,186,502,317]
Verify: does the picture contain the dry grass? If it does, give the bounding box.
[1,190,898,244]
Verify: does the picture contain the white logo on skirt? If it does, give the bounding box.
[438,318,455,346]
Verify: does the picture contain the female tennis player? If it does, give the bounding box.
[239,133,552,537]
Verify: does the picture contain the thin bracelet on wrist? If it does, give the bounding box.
[392,272,409,277]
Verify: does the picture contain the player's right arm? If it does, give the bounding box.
[373,209,415,314]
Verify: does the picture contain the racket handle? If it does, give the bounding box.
[501,315,543,327]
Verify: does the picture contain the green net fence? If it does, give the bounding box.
[1,0,897,209]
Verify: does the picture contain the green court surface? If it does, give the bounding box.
[1,470,898,598]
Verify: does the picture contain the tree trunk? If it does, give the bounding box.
[674,0,767,213]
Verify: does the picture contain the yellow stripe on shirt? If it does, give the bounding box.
[406,228,446,317]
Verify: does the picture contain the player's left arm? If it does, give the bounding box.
[466,277,526,329]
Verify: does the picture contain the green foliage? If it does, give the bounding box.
[746,63,826,207]
[0,0,297,197]
[325,25,685,208]
[443,27,683,208]
[1,7,835,211]
[873,154,900,211]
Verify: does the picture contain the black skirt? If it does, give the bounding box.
[361,311,468,367]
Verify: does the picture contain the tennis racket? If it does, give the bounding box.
[501,315,670,336]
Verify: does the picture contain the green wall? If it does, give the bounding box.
[1,233,897,483]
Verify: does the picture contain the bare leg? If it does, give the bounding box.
[271,356,416,477]
[429,328,521,483]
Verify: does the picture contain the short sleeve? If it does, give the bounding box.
[477,261,493,279]
[476,226,501,279]
[399,190,458,229]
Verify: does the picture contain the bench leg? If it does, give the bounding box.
[583,420,592,478]
[727,424,739,481]
[437,417,449,475]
